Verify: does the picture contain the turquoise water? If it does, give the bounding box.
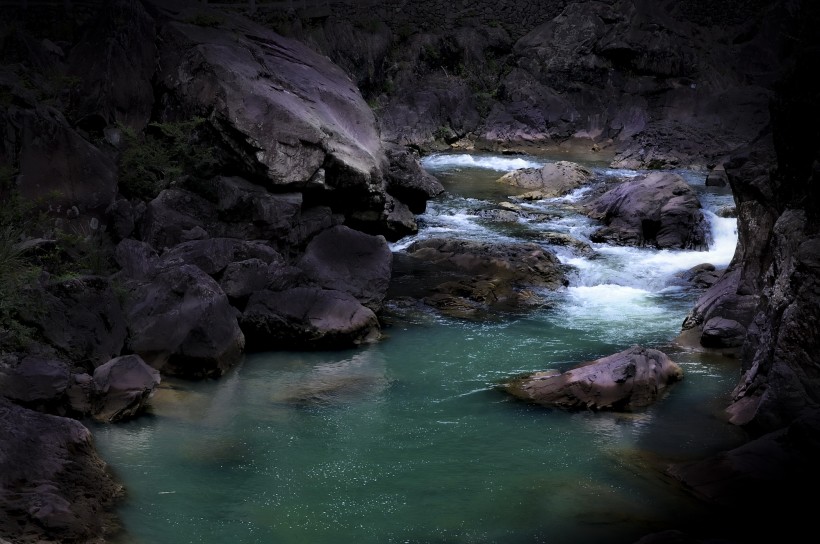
[92,153,747,544]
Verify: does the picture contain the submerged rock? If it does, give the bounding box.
[502,345,684,411]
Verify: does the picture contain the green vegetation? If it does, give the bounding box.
[118,118,218,201]
[0,167,117,349]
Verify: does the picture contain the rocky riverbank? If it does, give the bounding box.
[1,0,819,542]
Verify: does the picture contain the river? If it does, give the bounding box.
[93,151,748,544]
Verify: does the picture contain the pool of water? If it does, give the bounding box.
[92,152,747,544]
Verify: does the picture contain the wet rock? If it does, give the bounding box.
[91,354,160,423]
[384,144,445,213]
[540,231,595,257]
[585,171,710,250]
[497,160,593,197]
[241,287,381,350]
[676,263,723,289]
[705,163,729,187]
[391,237,567,319]
[502,345,683,411]
[219,258,272,302]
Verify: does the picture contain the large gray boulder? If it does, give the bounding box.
[298,225,392,312]
[123,264,245,378]
[585,171,709,249]
[497,160,593,197]
[502,345,684,411]
[0,398,123,543]
[241,287,380,351]
[148,0,389,216]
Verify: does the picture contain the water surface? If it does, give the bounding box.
[93,152,747,544]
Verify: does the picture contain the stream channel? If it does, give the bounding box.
[93,151,749,544]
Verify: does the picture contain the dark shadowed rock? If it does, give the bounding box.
[67,0,157,133]
[0,356,70,411]
[0,397,123,543]
[497,161,592,196]
[384,144,445,213]
[1,99,118,216]
[91,354,160,423]
[666,409,820,543]
[390,237,568,319]
[18,276,127,368]
[219,258,272,302]
[502,345,684,411]
[140,188,217,251]
[241,287,380,350]
[114,238,159,280]
[215,176,303,239]
[299,225,392,312]
[585,171,709,249]
[123,264,245,378]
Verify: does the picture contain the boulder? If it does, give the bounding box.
[17,276,127,368]
[391,238,567,319]
[384,144,445,213]
[241,287,380,351]
[502,345,684,411]
[219,258,272,302]
[123,264,245,378]
[0,356,70,411]
[497,161,593,197]
[298,225,392,312]
[149,0,390,219]
[0,397,123,543]
[705,163,729,187]
[139,188,217,251]
[585,171,709,249]
[91,354,161,423]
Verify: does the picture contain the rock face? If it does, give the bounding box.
[496,160,592,197]
[0,398,123,543]
[502,345,684,411]
[584,171,710,249]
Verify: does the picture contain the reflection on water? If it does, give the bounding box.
[93,152,747,544]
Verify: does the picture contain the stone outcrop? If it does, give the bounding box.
[502,345,683,411]
[0,398,123,543]
[584,171,710,249]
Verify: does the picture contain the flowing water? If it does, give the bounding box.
[93,151,748,544]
